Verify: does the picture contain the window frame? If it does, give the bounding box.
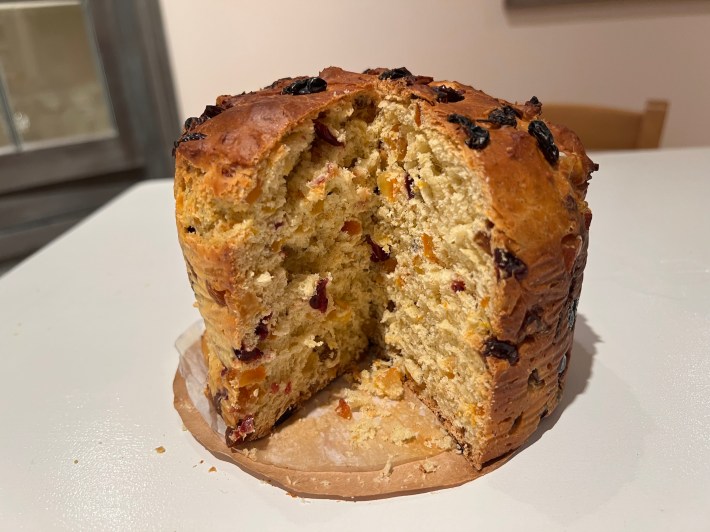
[0,0,180,194]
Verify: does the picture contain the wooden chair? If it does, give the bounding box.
[541,100,668,150]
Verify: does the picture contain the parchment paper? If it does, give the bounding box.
[174,321,510,499]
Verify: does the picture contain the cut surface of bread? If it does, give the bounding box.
[174,67,595,468]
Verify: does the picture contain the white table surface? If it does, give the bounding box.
[1,147,709,531]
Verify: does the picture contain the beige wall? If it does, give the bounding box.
[159,0,710,148]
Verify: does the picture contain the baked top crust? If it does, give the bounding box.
[174,66,596,467]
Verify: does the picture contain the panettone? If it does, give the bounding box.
[173,67,595,469]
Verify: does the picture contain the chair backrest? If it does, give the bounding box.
[542,100,668,150]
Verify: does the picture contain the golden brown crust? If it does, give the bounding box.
[174,67,595,468]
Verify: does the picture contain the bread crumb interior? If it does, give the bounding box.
[178,93,498,449]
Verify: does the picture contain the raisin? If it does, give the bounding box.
[523,96,543,119]
[379,67,413,80]
[451,280,466,292]
[583,210,593,230]
[364,235,390,262]
[386,300,396,312]
[281,77,327,95]
[528,369,543,387]
[494,248,528,280]
[313,120,343,146]
[172,132,206,156]
[233,344,263,362]
[275,406,296,426]
[186,226,196,234]
[567,298,579,330]
[593,162,600,172]
[486,106,518,127]
[184,117,200,131]
[404,174,415,199]
[483,338,519,365]
[255,314,271,341]
[447,113,490,150]
[528,120,559,164]
[523,306,544,333]
[433,85,464,103]
[373,186,380,195]
[212,388,228,415]
[309,278,329,313]
[558,353,568,374]
[201,104,223,119]
[206,281,227,306]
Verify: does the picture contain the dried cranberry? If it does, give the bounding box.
[486,106,518,127]
[186,226,196,234]
[233,344,263,362]
[212,389,228,415]
[451,280,466,292]
[528,120,559,164]
[404,174,415,199]
[309,278,329,313]
[225,416,256,447]
[364,235,390,262]
[447,113,490,150]
[281,77,327,95]
[494,248,528,280]
[433,85,464,103]
[483,338,519,365]
[379,67,413,80]
[314,120,343,146]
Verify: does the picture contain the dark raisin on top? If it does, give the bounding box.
[378,67,413,80]
[433,85,464,103]
[313,120,344,146]
[309,278,329,313]
[281,77,327,95]
[528,120,559,165]
[483,338,519,365]
[364,235,390,262]
[172,132,206,156]
[447,113,490,150]
[184,105,225,132]
[494,248,528,280]
[404,174,415,199]
[567,298,579,330]
[233,344,263,362]
[486,106,518,128]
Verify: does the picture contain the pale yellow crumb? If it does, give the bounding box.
[208,466,217,473]
[389,425,417,446]
[419,459,438,474]
[154,446,166,454]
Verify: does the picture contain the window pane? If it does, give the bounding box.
[0,1,116,148]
